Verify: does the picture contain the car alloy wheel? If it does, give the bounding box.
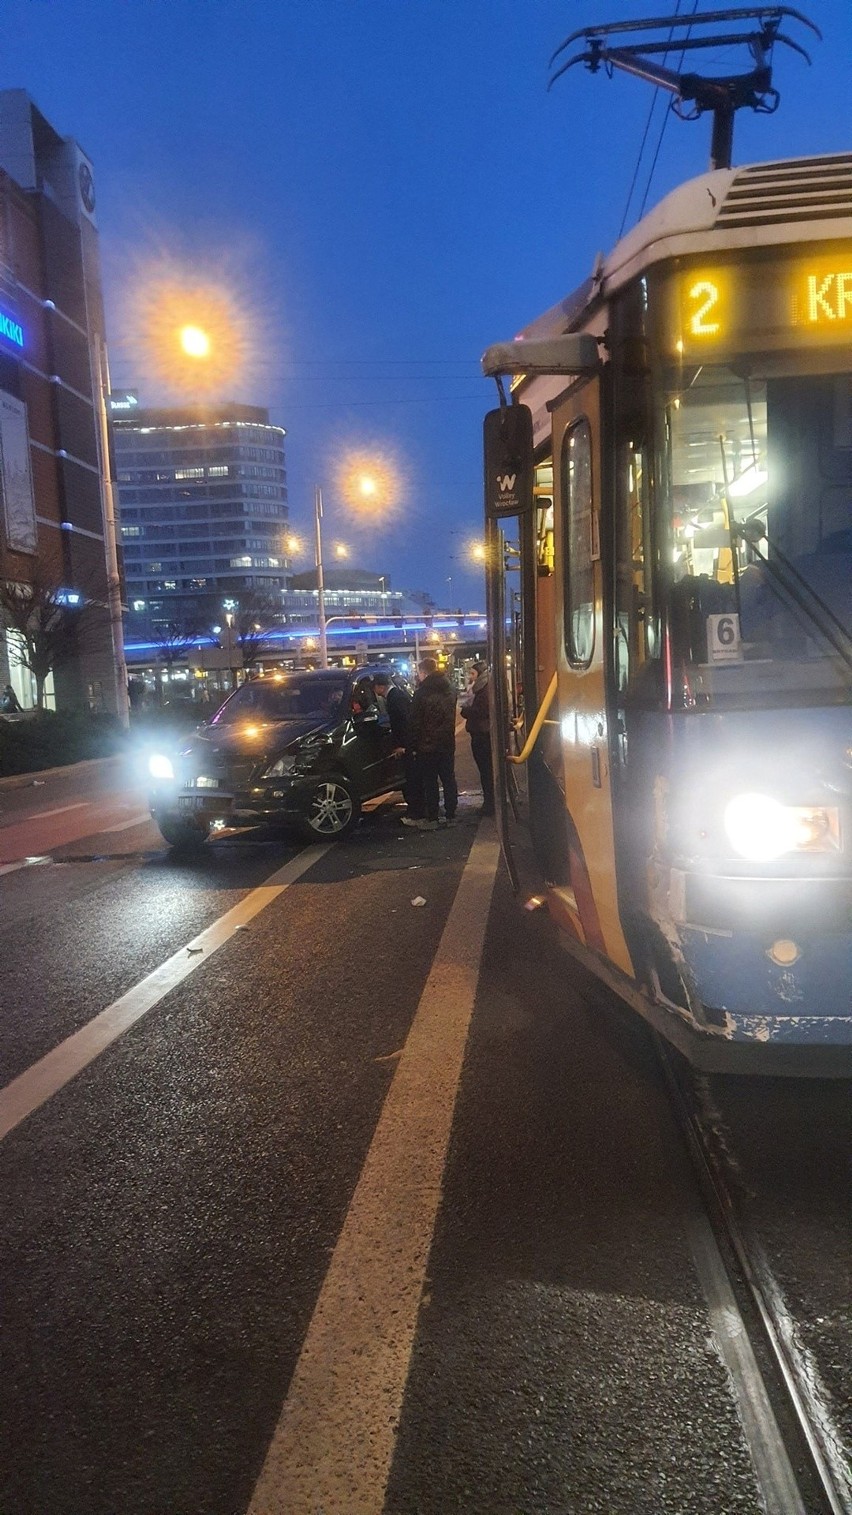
[306,780,355,836]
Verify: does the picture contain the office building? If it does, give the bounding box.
[0,91,124,712]
[111,401,288,648]
[283,566,419,625]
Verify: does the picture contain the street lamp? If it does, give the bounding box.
[312,455,396,667]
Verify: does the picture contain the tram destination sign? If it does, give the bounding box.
[660,248,852,360]
[483,404,534,519]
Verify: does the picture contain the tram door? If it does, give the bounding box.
[549,380,633,972]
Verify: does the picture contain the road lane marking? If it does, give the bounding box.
[0,844,332,1143]
[248,826,501,1515]
[19,801,89,821]
[0,855,52,876]
[100,811,153,833]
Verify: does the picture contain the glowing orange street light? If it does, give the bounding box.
[179,324,211,358]
[333,543,349,559]
[336,453,401,521]
[125,266,253,401]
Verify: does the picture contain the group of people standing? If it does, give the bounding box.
[372,657,495,831]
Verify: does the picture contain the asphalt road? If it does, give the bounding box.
[0,753,777,1514]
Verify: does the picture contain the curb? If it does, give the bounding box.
[0,754,125,792]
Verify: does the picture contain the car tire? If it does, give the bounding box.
[156,815,208,851]
[300,777,360,840]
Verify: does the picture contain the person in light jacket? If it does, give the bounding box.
[460,661,494,816]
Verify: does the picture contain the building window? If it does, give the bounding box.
[175,467,204,480]
[121,525,141,537]
[207,465,228,478]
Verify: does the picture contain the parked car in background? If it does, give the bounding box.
[147,667,408,848]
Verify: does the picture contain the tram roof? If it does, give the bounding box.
[521,150,852,340]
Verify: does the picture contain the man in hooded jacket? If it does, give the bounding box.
[409,656,458,829]
[460,660,494,816]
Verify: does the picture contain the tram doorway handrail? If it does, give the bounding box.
[508,672,558,765]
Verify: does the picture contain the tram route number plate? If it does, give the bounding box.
[707,613,743,663]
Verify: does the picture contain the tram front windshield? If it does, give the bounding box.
[662,364,852,704]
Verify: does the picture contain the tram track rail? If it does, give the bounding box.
[657,1038,852,1515]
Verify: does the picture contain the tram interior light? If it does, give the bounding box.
[724,793,840,861]
[727,466,768,499]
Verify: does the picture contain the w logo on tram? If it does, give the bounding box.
[484,404,534,519]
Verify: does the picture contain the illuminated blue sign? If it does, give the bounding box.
[0,309,24,349]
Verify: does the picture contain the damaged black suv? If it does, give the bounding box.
[148,667,407,848]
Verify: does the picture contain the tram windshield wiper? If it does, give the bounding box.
[730,520,852,676]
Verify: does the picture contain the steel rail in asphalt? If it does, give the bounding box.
[657,1038,851,1515]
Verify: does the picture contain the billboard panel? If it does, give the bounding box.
[0,390,37,554]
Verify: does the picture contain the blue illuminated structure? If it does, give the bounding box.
[124,616,487,656]
[0,307,24,348]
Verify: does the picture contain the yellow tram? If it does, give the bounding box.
[481,20,852,1072]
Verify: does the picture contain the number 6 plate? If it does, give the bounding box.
[707,612,743,663]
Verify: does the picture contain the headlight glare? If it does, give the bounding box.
[148,753,175,781]
[724,792,840,861]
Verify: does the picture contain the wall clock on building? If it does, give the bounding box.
[78,162,96,215]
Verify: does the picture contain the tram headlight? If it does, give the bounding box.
[723,793,841,861]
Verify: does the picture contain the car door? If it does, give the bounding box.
[348,675,396,796]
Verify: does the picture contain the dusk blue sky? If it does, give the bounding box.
[5,0,850,606]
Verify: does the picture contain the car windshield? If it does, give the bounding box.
[209,676,349,725]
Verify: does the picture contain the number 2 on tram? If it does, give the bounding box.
[482,154,852,1074]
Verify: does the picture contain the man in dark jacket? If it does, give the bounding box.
[372,670,424,822]
[460,661,494,816]
[409,657,458,830]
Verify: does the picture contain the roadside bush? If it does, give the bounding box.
[0,710,128,777]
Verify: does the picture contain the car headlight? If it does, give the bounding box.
[262,755,297,778]
[148,753,175,781]
[723,792,841,862]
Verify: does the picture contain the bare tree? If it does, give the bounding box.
[230,589,281,670]
[150,619,203,704]
[0,567,100,711]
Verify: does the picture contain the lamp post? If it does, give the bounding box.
[94,335,130,727]
[314,485,328,669]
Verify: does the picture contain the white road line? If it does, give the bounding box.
[0,843,331,1143]
[248,827,501,1515]
[99,811,153,834]
[21,801,90,820]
